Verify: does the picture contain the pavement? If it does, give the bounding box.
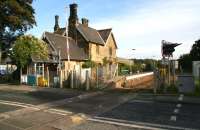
[0,84,84,105]
[177,75,195,93]
[0,84,200,130]
[0,85,139,130]
[0,104,21,114]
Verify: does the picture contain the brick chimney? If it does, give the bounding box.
[68,3,79,38]
[54,15,60,32]
[82,18,89,27]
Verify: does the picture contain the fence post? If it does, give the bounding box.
[71,70,73,89]
[153,69,157,94]
[168,57,171,86]
[47,66,49,87]
[74,70,77,88]
[20,67,22,84]
[60,70,63,88]
[96,67,99,88]
[86,70,90,90]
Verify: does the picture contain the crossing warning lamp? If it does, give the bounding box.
[161,40,181,57]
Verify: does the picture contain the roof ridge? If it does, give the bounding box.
[79,24,98,31]
[98,28,112,31]
[77,24,105,45]
[97,31,106,45]
[45,31,74,40]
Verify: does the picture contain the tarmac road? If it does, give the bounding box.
[0,84,200,130]
[95,94,200,130]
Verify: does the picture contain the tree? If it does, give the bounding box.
[190,39,200,61]
[0,0,36,58]
[178,39,200,73]
[12,35,48,68]
[143,59,154,71]
[178,54,192,72]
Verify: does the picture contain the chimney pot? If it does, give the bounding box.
[68,3,79,39]
[82,18,89,26]
[54,15,60,32]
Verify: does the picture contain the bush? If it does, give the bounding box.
[194,79,200,96]
[166,84,178,94]
[157,83,178,94]
[0,74,20,84]
[82,60,96,68]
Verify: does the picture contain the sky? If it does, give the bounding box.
[27,0,200,59]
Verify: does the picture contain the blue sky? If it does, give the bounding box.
[27,0,200,59]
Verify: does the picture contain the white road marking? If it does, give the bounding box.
[170,116,176,121]
[178,96,183,101]
[0,100,40,110]
[0,100,74,117]
[178,94,184,101]
[45,110,67,116]
[90,116,196,130]
[89,118,162,130]
[129,100,153,103]
[174,109,179,114]
[46,109,73,116]
[176,104,182,108]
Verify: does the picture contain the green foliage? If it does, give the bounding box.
[194,79,200,96]
[82,59,96,68]
[178,54,192,73]
[118,63,130,75]
[118,59,157,75]
[103,57,109,66]
[157,84,178,94]
[190,39,200,61]
[194,85,200,96]
[132,63,143,73]
[11,35,48,68]
[134,59,156,72]
[0,0,36,51]
[166,84,178,94]
[178,39,200,73]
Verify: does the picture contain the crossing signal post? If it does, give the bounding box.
[161,40,181,90]
[162,40,180,57]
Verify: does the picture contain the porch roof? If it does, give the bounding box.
[31,56,58,63]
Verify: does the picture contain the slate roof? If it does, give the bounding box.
[54,28,66,35]
[31,55,58,63]
[76,24,105,45]
[44,32,88,61]
[98,28,112,43]
[54,24,105,45]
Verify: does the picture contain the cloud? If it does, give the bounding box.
[91,0,200,59]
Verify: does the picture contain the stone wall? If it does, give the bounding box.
[125,74,154,88]
[113,72,154,89]
[90,34,117,64]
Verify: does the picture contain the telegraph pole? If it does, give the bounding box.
[65,6,71,80]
